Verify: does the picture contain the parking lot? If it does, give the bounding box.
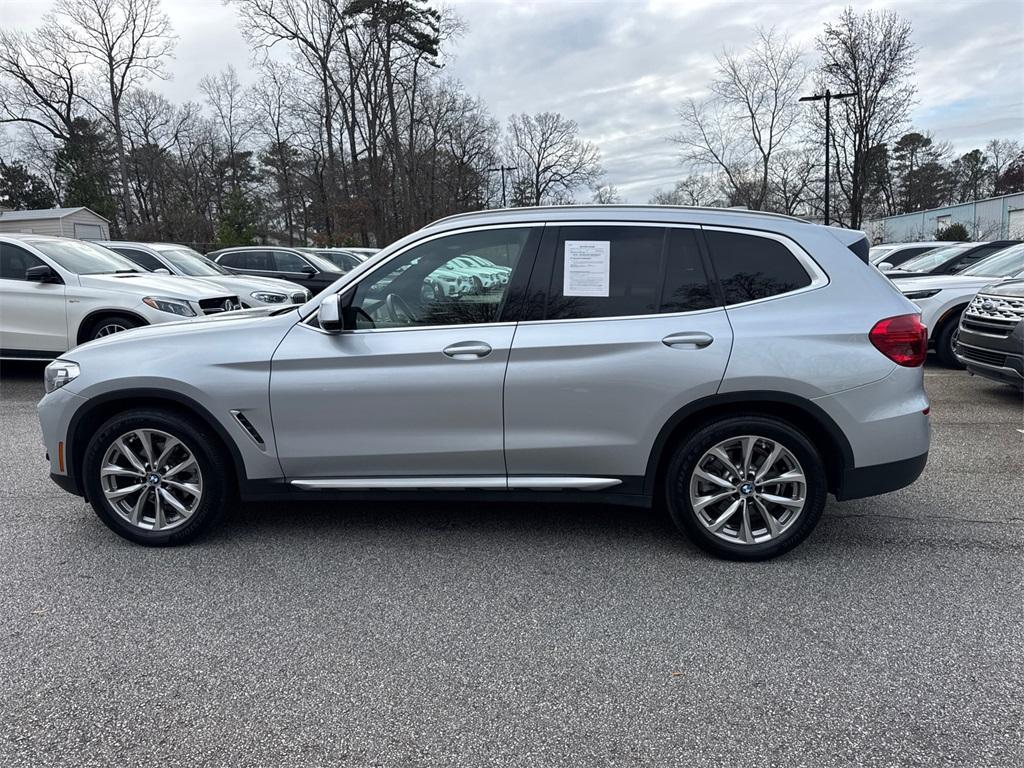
[0,361,1021,767]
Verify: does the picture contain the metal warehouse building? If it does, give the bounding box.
[865,192,1024,244]
[0,206,111,240]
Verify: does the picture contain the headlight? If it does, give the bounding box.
[142,296,196,316]
[250,291,287,303]
[901,289,941,300]
[44,360,80,394]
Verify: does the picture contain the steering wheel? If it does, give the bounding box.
[385,293,417,323]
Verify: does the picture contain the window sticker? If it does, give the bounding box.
[563,240,610,297]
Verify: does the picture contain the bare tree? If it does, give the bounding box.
[591,183,621,204]
[504,112,602,206]
[649,174,720,206]
[815,8,917,227]
[674,27,806,211]
[50,0,176,228]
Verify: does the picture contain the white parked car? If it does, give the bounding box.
[892,243,1024,366]
[99,241,309,308]
[0,233,242,359]
[870,241,949,270]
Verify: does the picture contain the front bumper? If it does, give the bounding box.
[955,322,1023,386]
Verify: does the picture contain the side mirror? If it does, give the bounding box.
[154,267,172,275]
[26,265,60,283]
[877,262,893,272]
[319,293,344,333]
[300,264,317,275]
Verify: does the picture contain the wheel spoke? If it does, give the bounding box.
[154,436,182,469]
[152,489,165,531]
[163,456,197,479]
[693,489,735,512]
[766,469,805,485]
[709,447,740,478]
[760,492,803,509]
[738,500,754,544]
[755,443,783,483]
[115,438,146,474]
[694,467,734,490]
[158,488,191,518]
[709,498,742,531]
[161,478,201,498]
[105,483,145,501]
[136,430,160,466]
[129,488,149,525]
[753,497,780,538]
[741,436,756,476]
[101,464,141,479]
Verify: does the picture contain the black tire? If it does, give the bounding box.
[84,313,143,342]
[82,408,231,546]
[934,313,965,368]
[664,415,828,561]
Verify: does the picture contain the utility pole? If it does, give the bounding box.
[799,89,856,226]
[487,165,516,208]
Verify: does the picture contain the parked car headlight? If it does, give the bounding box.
[901,289,941,300]
[44,360,80,394]
[142,296,196,316]
[250,291,287,303]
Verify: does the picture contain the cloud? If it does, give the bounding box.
[4,0,1022,203]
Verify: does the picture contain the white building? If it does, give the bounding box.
[864,192,1024,244]
[0,206,111,240]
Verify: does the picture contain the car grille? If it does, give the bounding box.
[956,342,1007,368]
[962,293,1024,337]
[199,296,241,315]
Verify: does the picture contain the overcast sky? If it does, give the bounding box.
[4,0,1023,202]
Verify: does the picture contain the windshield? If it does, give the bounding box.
[897,244,972,272]
[962,244,1024,277]
[298,249,341,273]
[28,238,140,275]
[869,246,896,264]
[152,246,229,276]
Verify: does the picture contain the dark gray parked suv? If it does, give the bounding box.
[39,206,930,560]
[956,279,1024,387]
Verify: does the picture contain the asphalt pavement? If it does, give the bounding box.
[1,361,1022,767]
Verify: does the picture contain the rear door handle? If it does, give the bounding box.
[662,332,714,349]
[443,341,492,359]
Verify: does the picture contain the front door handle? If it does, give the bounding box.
[443,341,492,359]
[662,332,714,349]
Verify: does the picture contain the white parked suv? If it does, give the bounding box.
[98,241,310,308]
[0,234,242,359]
[892,243,1024,366]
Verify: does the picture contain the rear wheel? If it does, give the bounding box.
[82,409,230,545]
[664,415,827,560]
[84,313,143,342]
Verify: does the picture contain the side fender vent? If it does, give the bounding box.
[230,409,266,449]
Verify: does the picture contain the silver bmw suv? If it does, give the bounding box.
[37,206,930,560]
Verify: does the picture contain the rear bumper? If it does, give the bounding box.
[834,451,928,501]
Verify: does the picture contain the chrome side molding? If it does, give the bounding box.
[290,476,623,491]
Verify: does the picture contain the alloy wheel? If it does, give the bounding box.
[99,429,204,532]
[688,435,807,545]
[95,322,129,337]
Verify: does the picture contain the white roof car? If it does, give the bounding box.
[870,241,951,269]
[892,243,1024,366]
[0,233,244,359]
[99,241,310,308]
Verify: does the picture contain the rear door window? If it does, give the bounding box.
[222,251,272,271]
[543,225,716,320]
[704,230,812,305]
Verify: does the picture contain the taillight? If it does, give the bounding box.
[869,314,928,367]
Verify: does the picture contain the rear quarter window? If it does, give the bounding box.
[704,230,812,305]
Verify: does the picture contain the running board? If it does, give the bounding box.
[289,476,622,491]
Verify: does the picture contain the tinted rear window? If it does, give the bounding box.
[220,251,271,271]
[704,230,812,305]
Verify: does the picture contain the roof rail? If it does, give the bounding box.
[423,204,811,230]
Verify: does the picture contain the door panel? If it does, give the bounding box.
[270,323,516,478]
[503,310,733,479]
[0,243,68,353]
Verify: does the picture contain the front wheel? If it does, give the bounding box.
[935,314,965,368]
[664,416,827,560]
[84,313,143,341]
[82,409,230,545]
